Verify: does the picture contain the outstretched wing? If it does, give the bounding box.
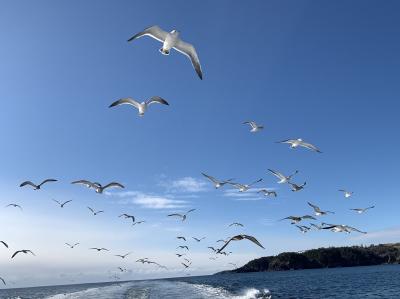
[300,141,322,153]
[174,39,203,79]
[267,169,285,180]
[127,25,168,43]
[20,181,37,188]
[242,235,265,249]
[39,179,58,187]
[146,96,169,106]
[307,202,320,212]
[201,172,218,184]
[109,98,140,110]
[102,182,125,190]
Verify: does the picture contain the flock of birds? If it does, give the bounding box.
[0,24,375,287]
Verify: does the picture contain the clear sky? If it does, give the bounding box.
[1,0,400,288]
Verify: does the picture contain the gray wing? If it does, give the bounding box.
[102,182,125,190]
[39,179,58,187]
[300,141,322,153]
[71,180,94,187]
[267,169,285,180]
[242,235,265,249]
[109,98,140,110]
[307,202,320,212]
[202,172,219,184]
[174,39,203,79]
[146,96,169,106]
[127,25,168,43]
[276,139,296,144]
[20,181,37,188]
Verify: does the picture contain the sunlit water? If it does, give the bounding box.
[0,265,399,298]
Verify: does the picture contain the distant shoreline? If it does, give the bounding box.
[216,243,400,274]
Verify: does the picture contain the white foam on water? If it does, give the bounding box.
[44,282,133,299]
[190,283,272,299]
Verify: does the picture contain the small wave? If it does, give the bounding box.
[191,283,271,299]
[232,288,272,299]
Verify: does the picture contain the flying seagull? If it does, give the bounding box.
[119,214,135,223]
[1,241,8,248]
[217,234,264,253]
[72,180,124,194]
[339,189,354,198]
[350,206,375,214]
[115,252,132,259]
[109,96,169,117]
[296,225,311,234]
[289,182,306,192]
[268,169,298,184]
[11,249,35,259]
[258,189,277,197]
[117,267,127,272]
[182,262,190,269]
[201,173,233,189]
[229,222,244,227]
[90,247,109,252]
[277,139,322,153]
[127,25,203,79]
[322,223,367,234]
[307,202,334,216]
[177,245,189,251]
[228,178,263,192]
[167,209,196,221]
[5,203,22,210]
[52,199,72,208]
[192,237,205,242]
[243,121,264,133]
[132,220,146,226]
[177,236,187,241]
[176,253,186,257]
[280,215,317,224]
[65,243,79,249]
[87,207,104,216]
[20,179,57,190]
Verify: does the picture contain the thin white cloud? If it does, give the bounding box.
[110,190,187,209]
[223,188,264,200]
[351,226,400,242]
[160,176,207,193]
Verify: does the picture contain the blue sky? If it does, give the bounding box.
[1,0,400,287]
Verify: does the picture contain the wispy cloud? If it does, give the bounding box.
[111,191,187,209]
[160,176,207,193]
[223,188,263,201]
[351,226,400,242]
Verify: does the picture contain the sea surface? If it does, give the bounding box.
[0,265,399,299]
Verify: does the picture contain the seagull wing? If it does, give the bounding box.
[102,182,125,190]
[267,169,285,180]
[109,98,140,110]
[346,226,367,234]
[19,181,37,188]
[300,141,322,153]
[201,173,219,184]
[186,209,196,214]
[127,25,168,43]
[167,213,183,219]
[174,39,203,79]
[87,207,95,213]
[0,277,5,285]
[145,96,169,106]
[249,178,263,187]
[11,251,21,258]
[242,235,265,249]
[62,200,72,207]
[52,199,61,205]
[72,180,94,187]
[39,179,58,187]
[0,241,8,248]
[276,139,296,144]
[307,202,320,213]
[243,121,257,129]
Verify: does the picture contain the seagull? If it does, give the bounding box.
[350,206,375,214]
[109,96,169,117]
[229,178,263,192]
[115,252,132,259]
[0,277,5,285]
[20,179,57,190]
[177,246,189,251]
[117,267,127,272]
[322,223,367,234]
[217,234,264,253]
[119,214,135,222]
[201,173,233,189]
[258,189,277,197]
[136,258,150,264]
[52,199,72,208]
[268,169,298,184]
[177,236,187,241]
[132,220,146,226]
[176,253,186,257]
[72,180,124,194]
[192,237,205,242]
[280,215,317,224]
[289,182,306,192]
[87,207,104,216]
[5,203,22,210]
[11,249,35,259]
[184,258,191,264]
[89,247,109,252]
[296,225,311,234]
[167,209,196,221]
[307,202,335,216]
[1,241,8,248]
[182,262,190,268]
[243,121,263,133]
[127,25,203,79]
[65,243,79,249]
[229,222,244,227]
[339,189,354,198]
[277,139,322,153]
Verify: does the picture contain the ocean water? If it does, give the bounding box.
[0,265,399,299]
